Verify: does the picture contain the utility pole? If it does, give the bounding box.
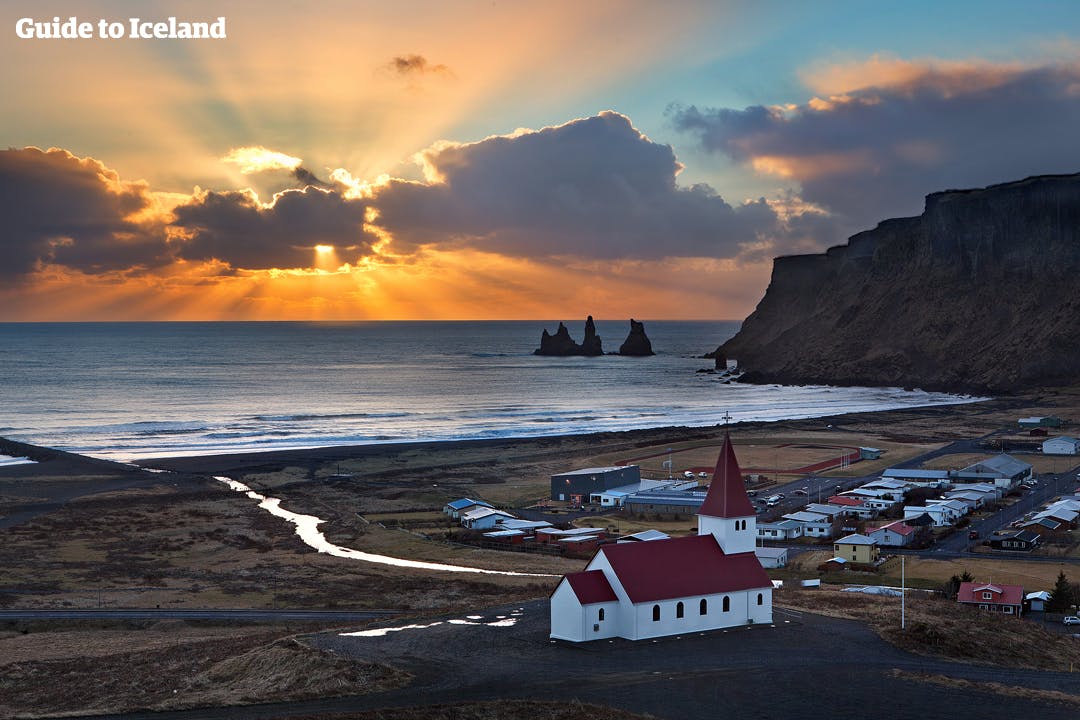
[901,554,906,630]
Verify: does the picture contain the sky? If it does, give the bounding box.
[4,0,1080,320]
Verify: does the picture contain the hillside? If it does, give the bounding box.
[715,173,1080,393]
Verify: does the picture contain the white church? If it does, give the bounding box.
[550,434,773,642]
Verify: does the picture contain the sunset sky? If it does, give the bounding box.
[4,0,1080,320]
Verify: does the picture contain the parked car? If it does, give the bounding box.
[1064,616,1080,626]
[794,489,808,496]
[698,471,709,478]
[968,530,979,539]
[683,471,696,479]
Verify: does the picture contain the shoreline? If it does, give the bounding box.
[2,387,1070,482]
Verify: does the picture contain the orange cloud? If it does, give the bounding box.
[800,53,1032,97]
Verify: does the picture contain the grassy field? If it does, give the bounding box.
[778,586,1080,671]
[784,550,1078,593]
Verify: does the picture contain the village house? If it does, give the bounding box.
[781,510,836,538]
[754,546,788,568]
[1032,499,1080,528]
[1019,517,1063,536]
[550,434,772,642]
[988,530,1041,551]
[904,503,954,527]
[443,497,493,519]
[756,519,803,541]
[833,534,879,564]
[461,506,516,530]
[957,581,1024,616]
[866,519,926,547]
[827,495,876,519]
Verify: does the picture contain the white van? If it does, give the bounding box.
[766,495,782,507]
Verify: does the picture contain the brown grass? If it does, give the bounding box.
[890,669,1080,707]
[778,587,1080,670]
[0,629,408,718]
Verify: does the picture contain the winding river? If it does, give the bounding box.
[217,477,557,578]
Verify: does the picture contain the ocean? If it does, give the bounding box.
[0,321,981,461]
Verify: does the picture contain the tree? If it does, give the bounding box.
[1048,571,1075,613]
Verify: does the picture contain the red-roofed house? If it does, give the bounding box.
[866,519,928,547]
[957,581,1024,617]
[550,434,772,642]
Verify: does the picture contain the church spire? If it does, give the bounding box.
[699,433,755,519]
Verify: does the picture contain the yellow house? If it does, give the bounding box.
[834,534,879,564]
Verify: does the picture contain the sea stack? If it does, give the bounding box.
[617,319,655,356]
[535,316,604,356]
[581,316,603,356]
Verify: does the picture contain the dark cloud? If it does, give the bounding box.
[172,186,378,269]
[292,166,333,189]
[386,54,452,77]
[372,111,781,259]
[672,64,1080,235]
[0,147,167,279]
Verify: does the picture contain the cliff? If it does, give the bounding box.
[715,173,1080,393]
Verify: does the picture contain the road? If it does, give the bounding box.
[57,599,1080,720]
[0,608,399,622]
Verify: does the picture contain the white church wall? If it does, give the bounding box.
[549,580,586,641]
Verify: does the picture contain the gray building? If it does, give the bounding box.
[551,465,640,502]
[623,489,706,515]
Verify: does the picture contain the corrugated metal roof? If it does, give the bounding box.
[961,454,1031,478]
[564,570,618,604]
[958,581,1023,606]
[597,535,770,603]
[836,533,877,545]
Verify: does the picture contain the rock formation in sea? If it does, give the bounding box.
[535,316,604,356]
[618,319,655,356]
[710,173,1080,393]
[581,316,603,356]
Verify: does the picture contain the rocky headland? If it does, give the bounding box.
[712,173,1080,393]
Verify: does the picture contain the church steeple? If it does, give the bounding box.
[698,433,756,554]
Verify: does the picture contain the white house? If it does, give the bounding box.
[943,490,986,511]
[550,434,772,642]
[782,510,835,538]
[904,504,954,527]
[443,498,493,519]
[757,519,803,540]
[460,506,516,529]
[1043,436,1080,456]
[754,546,788,569]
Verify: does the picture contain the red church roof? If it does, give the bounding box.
[699,433,755,518]
[562,569,617,604]
[598,534,770,603]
